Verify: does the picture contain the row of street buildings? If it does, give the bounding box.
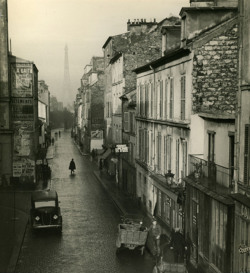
[73,0,250,272]
[0,0,63,187]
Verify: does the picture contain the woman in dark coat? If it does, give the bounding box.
[69,159,76,174]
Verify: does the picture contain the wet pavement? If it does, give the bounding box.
[14,130,155,273]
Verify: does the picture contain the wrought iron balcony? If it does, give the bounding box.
[187,154,234,193]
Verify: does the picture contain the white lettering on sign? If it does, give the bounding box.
[239,245,250,254]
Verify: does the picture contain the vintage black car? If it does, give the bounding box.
[30,189,62,232]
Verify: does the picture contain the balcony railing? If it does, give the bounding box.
[188,155,234,190]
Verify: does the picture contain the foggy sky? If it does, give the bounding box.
[8,0,189,104]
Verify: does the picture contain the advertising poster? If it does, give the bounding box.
[13,158,35,178]
[13,121,33,157]
[11,63,33,97]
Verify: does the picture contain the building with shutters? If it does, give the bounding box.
[38,80,50,148]
[120,89,137,196]
[75,57,105,154]
[102,17,180,191]
[134,1,239,272]
[230,0,250,272]
[134,46,192,237]
[10,55,39,186]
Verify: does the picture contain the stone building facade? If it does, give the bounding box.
[231,0,250,272]
[181,4,238,273]
[77,57,105,154]
[120,89,137,196]
[10,55,39,186]
[0,0,11,186]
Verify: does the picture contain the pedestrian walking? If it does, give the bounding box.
[59,130,61,137]
[169,227,187,263]
[69,158,76,175]
[149,217,161,257]
[51,137,54,145]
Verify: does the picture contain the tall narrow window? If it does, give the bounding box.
[169,78,174,119]
[167,136,172,171]
[124,112,129,132]
[160,80,163,118]
[165,79,168,118]
[164,136,167,173]
[145,84,149,117]
[176,139,180,180]
[208,131,216,179]
[158,133,162,171]
[181,76,186,120]
[182,140,187,178]
[140,85,143,116]
[229,133,235,186]
[151,82,154,118]
[150,131,153,166]
[244,125,250,185]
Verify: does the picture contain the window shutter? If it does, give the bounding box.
[124,112,129,132]
[181,76,186,120]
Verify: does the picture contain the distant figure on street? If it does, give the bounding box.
[51,137,54,145]
[59,131,61,137]
[69,159,76,175]
[169,227,187,263]
[149,217,161,257]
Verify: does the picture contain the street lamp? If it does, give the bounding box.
[165,170,175,185]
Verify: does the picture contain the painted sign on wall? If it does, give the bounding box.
[11,63,33,97]
[12,98,33,120]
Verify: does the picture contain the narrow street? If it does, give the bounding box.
[15,130,155,273]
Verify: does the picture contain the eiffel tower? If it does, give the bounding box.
[62,44,71,108]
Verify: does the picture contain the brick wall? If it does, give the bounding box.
[192,24,238,115]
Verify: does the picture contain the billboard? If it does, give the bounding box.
[11,63,33,97]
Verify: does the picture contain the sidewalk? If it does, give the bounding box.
[0,145,54,273]
[74,141,153,227]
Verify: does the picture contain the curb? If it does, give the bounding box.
[93,171,126,215]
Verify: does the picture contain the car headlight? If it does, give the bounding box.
[53,214,58,220]
[35,216,40,221]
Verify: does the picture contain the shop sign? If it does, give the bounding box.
[13,162,22,177]
[12,98,33,120]
[239,245,250,254]
[115,144,128,153]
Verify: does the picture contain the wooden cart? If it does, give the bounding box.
[116,214,148,255]
[152,261,187,273]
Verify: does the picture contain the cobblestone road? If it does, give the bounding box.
[15,131,155,273]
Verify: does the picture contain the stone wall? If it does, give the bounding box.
[192,24,238,115]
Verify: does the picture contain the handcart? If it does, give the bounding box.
[116,214,148,255]
[152,260,187,273]
[152,245,188,273]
